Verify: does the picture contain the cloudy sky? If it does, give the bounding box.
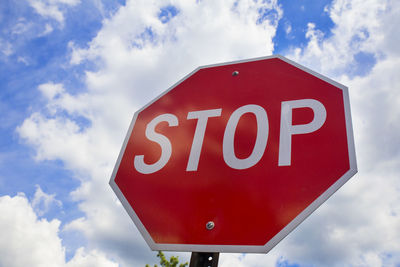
[1,0,399,266]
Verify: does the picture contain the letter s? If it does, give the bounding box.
[134,114,178,174]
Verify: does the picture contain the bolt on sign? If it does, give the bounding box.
[109,55,357,253]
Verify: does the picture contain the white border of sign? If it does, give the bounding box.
[109,55,358,253]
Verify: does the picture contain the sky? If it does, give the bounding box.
[0,0,399,266]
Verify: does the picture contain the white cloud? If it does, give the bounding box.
[288,0,388,77]
[18,113,89,166]
[17,56,30,65]
[284,22,292,36]
[0,193,117,267]
[32,184,63,216]
[0,193,65,266]
[11,18,33,35]
[28,0,81,25]
[0,39,13,57]
[41,23,54,35]
[66,248,118,267]
[38,82,65,100]
[220,252,279,267]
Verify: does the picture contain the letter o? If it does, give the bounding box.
[223,104,269,170]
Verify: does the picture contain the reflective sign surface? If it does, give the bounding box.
[110,55,357,252]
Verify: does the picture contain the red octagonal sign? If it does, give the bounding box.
[110,55,357,253]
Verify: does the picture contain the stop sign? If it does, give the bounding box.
[110,55,357,253]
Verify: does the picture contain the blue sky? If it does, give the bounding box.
[0,0,106,219]
[1,0,399,266]
[273,0,334,54]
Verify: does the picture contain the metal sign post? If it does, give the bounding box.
[189,252,219,267]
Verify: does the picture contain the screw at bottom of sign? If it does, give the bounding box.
[206,221,215,230]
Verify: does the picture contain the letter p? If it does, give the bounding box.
[278,99,327,166]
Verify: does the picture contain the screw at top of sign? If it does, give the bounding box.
[206,221,215,230]
[232,71,239,76]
